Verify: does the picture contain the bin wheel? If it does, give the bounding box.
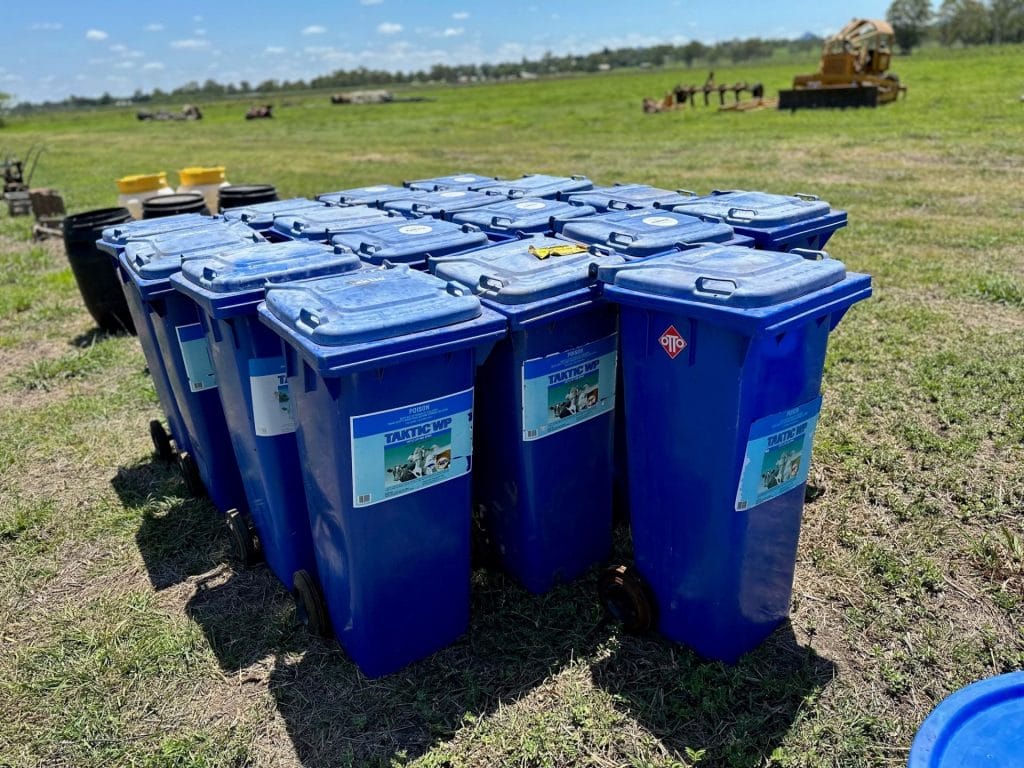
[226,509,262,567]
[177,451,205,498]
[149,419,175,463]
[804,481,826,503]
[292,569,331,638]
[598,564,655,635]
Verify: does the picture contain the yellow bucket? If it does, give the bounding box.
[179,166,226,186]
[116,172,168,194]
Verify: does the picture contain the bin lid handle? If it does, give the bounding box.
[489,215,513,229]
[698,214,723,224]
[202,266,218,281]
[447,281,469,297]
[676,189,698,197]
[607,199,630,211]
[358,241,381,255]
[299,308,325,330]
[790,247,829,261]
[695,276,737,297]
[478,274,506,293]
[410,202,428,212]
[794,192,820,202]
[608,231,636,245]
[725,207,757,223]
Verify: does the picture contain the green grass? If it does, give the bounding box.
[0,44,1022,767]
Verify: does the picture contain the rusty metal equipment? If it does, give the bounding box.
[3,145,45,217]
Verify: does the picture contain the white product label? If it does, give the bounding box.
[398,224,433,235]
[175,323,217,392]
[641,216,678,227]
[365,185,388,192]
[452,175,478,182]
[515,201,547,210]
[248,357,295,436]
[439,191,467,198]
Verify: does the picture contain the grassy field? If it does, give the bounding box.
[0,45,1022,768]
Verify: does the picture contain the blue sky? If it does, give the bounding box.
[2,1,891,103]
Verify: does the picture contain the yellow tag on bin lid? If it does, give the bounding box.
[528,243,587,260]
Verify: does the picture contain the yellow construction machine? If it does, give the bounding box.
[778,19,907,110]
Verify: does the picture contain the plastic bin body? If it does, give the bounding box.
[316,184,412,208]
[557,208,752,258]
[405,173,499,192]
[331,219,490,270]
[258,265,506,677]
[117,223,266,514]
[269,205,398,242]
[221,198,326,233]
[598,245,871,662]
[567,184,695,213]
[450,197,597,237]
[669,191,847,252]
[171,242,364,589]
[63,207,135,333]
[430,235,625,592]
[470,174,593,200]
[381,190,502,220]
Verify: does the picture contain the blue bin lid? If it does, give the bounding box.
[470,174,593,200]
[559,208,736,257]
[596,244,847,309]
[221,198,326,229]
[404,173,500,192]
[669,190,834,229]
[909,671,1024,768]
[316,184,412,207]
[383,189,503,218]
[100,213,220,248]
[567,184,695,212]
[270,205,397,241]
[430,234,625,309]
[331,219,490,267]
[124,222,266,281]
[450,197,597,234]
[262,263,484,347]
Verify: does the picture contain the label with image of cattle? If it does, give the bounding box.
[349,388,474,507]
[521,333,617,442]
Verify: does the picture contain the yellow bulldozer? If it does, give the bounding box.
[778,19,907,110]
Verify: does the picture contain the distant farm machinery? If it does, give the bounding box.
[642,73,766,113]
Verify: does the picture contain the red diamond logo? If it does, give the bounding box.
[659,325,686,359]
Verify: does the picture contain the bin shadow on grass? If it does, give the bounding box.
[267,569,613,768]
[593,623,836,767]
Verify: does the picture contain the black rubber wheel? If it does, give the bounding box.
[804,481,826,503]
[598,564,655,635]
[292,569,331,638]
[149,419,175,463]
[226,509,262,567]
[177,451,205,498]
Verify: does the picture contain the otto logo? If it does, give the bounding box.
[642,216,678,228]
[659,325,686,359]
[452,175,477,182]
[398,224,433,235]
[515,201,547,210]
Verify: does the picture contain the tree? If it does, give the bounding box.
[938,0,993,44]
[886,0,932,53]
[990,0,1024,43]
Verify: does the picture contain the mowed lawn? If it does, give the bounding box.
[0,45,1022,768]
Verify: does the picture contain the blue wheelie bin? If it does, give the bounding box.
[430,235,625,593]
[566,183,696,212]
[170,241,364,598]
[331,219,490,270]
[470,174,593,200]
[116,222,266,511]
[381,190,503,220]
[404,173,500,192]
[595,244,871,663]
[450,197,597,237]
[268,206,399,243]
[221,198,328,237]
[317,184,413,208]
[258,264,506,677]
[557,208,752,256]
[668,190,847,252]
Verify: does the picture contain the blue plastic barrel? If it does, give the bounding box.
[567,183,695,212]
[171,241,364,590]
[404,173,500,192]
[331,219,490,270]
[382,190,502,220]
[668,190,847,252]
[557,208,752,257]
[116,222,266,512]
[258,264,506,677]
[451,197,597,237]
[430,235,625,593]
[268,205,398,242]
[316,184,412,208]
[597,244,871,662]
[221,198,327,234]
[470,174,593,200]
[909,671,1024,767]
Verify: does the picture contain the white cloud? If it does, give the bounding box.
[85,29,108,41]
[377,22,402,35]
[2,73,24,83]
[30,22,63,31]
[442,27,464,37]
[109,43,127,52]
[143,62,165,70]
[145,23,164,32]
[452,12,469,20]
[170,38,210,49]
[265,46,286,55]
[302,24,327,35]
[361,0,383,5]
[115,61,135,69]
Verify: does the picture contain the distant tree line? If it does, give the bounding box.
[11,35,822,113]
[887,0,1024,52]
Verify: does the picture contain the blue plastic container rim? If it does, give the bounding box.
[909,671,1024,767]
